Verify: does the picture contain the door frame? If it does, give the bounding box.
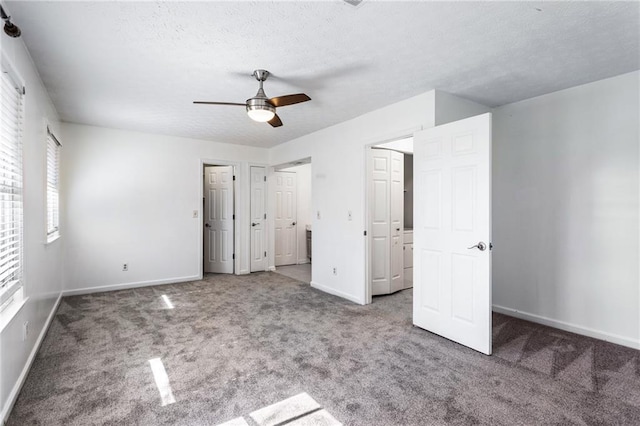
[199,159,241,276]
[364,127,421,304]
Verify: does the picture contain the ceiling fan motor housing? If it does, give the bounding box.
[246,97,275,113]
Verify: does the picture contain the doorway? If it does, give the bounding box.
[203,164,235,274]
[274,170,298,266]
[365,113,493,355]
[272,158,313,283]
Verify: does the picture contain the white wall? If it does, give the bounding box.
[61,123,268,293]
[268,91,437,303]
[0,39,63,420]
[493,71,640,349]
[435,90,492,125]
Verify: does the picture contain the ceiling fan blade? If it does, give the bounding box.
[268,93,311,108]
[193,101,246,106]
[268,114,283,128]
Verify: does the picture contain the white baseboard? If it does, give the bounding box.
[310,281,364,305]
[267,266,276,272]
[297,259,310,265]
[62,275,201,297]
[2,293,62,423]
[493,304,640,350]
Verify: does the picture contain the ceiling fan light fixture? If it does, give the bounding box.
[246,98,275,122]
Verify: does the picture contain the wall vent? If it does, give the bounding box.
[343,0,364,7]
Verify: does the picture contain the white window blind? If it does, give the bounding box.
[0,70,24,307]
[46,128,60,238]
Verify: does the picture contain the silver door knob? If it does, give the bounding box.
[292,222,296,226]
[467,241,486,251]
[205,223,210,228]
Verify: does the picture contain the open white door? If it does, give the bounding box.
[250,166,267,272]
[204,166,234,274]
[368,148,404,295]
[413,113,492,355]
[274,171,297,266]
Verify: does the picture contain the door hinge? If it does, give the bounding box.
[233,175,236,181]
[232,253,235,260]
[364,230,367,236]
[264,251,267,257]
[264,176,266,182]
[264,213,266,219]
[232,214,235,220]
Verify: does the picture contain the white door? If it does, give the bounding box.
[390,150,404,293]
[369,148,404,295]
[250,166,267,272]
[204,166,234,274]
[274,171,297,266]
[413,113,492,355]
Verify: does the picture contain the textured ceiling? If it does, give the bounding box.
[5,1,639,148]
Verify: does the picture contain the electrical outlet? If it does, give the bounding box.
[123,263,128,271]
[22,321,29,341]
[332,267,337,275]
[192,210,199,218]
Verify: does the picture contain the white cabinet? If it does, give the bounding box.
[403,229,413,289]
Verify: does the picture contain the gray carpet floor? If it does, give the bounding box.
[273,264,312,283]
[8,272,640,425]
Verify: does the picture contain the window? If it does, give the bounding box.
[46,128,61,241]
[0,70,24,309]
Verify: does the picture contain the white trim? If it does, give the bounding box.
[310,281,364,305]
[0,292,26,333]
[297,259,310,265]
[45,232,61,245]
[493,304,640,350]
[62,275,201,297]
[1,293,62,423]
[267,266,276,272]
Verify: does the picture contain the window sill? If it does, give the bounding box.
[46,233,61,245]
[0,290,27,333]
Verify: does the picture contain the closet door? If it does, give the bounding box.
[368,148,404,295]
[370,149,391,295]
[390,150,405,293]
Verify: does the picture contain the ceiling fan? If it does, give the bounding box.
[194,69,311,128]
